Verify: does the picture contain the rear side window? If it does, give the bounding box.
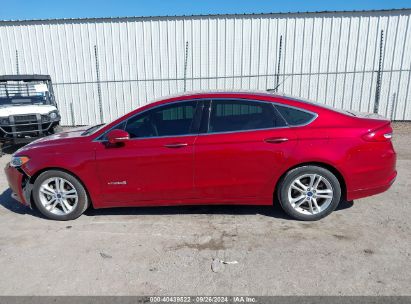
[275,105,316,126]
[208,99,286,133]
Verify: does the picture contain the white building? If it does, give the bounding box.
[0,8,410,125]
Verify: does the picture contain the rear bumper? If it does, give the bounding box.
[342,138,397,201]
[347,170,397,201]
[4,164,30,206]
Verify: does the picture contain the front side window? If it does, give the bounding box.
[124,101,198,138]
[208,99,286,133]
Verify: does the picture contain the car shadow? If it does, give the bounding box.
[336,199,354,210]
[84,199,353,218]
[0,187,353,220]
[83,203,291,219]
[0,188,39,216]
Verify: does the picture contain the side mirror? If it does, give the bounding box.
[107,129,130,144]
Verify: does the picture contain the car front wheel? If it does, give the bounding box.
[32,170,89,221]
[278,165,341,221]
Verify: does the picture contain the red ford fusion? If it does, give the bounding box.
[5,91,396,221]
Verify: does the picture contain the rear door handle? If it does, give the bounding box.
[264,137,289,144]
[164,142,188,148]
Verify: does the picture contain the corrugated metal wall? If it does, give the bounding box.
[0,9,410,125]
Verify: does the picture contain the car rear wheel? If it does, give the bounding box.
[33,170,89,221]
[278,165,341,221]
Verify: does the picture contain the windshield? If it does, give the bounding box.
[0,81,53,106]
[81,123,106,136]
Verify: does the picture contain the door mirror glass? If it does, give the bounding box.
[107,129,130,144]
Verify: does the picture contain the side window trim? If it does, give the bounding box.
[199,100,211,134]
[190,100,205,133]
[95,99,204,141]
[198,98,318,136]
[201,98,289,135]
[94,98,318,141]
[271,103,289,127]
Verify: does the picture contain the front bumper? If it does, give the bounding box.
[4,163,31,206]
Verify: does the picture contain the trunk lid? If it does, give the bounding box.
[348,110,388,121]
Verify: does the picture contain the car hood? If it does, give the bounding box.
[16,127,89,153]
[0,104,57,116]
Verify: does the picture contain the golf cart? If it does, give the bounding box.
[0,75,61,151]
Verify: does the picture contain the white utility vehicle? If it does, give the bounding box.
[0,75,61,147]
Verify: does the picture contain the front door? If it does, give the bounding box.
[94,100,200,205]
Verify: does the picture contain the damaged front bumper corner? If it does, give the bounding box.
[5,163,32,207]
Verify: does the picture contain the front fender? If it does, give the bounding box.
[21,149,101,207]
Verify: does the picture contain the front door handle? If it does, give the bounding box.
[164,142,188,148]
[264,137,289,144]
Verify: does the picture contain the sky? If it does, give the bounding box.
[1,0,410,20]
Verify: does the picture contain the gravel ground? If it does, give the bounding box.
[392,121,411,134]
[0,124,410,296]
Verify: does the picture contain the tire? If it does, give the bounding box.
[277,165,341,221]
[32,170,89,221]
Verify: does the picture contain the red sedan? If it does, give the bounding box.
[5,91,397,221]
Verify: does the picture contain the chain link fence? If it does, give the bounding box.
[2,11,411,125]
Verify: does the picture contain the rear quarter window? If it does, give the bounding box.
[275,105,316,126]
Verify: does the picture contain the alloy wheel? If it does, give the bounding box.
[38,177,79,215]
[287,173,334,215]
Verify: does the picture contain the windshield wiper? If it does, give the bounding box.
[82,123,105,136]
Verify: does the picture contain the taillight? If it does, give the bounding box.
[362,124,393,142]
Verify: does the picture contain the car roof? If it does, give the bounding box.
[154,89,279,99]
[149,90,324,108]
[146,90,296,104]
[95,90,352,138]
[155,90,351,113]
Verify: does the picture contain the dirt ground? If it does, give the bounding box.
[0,123,410,296]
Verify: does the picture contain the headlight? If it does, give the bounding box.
[0,117,9,125]
[49,111,58,120]
[10,156,30,167]
[41,111,59,123]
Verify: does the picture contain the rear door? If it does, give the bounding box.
[194,99,298,201]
